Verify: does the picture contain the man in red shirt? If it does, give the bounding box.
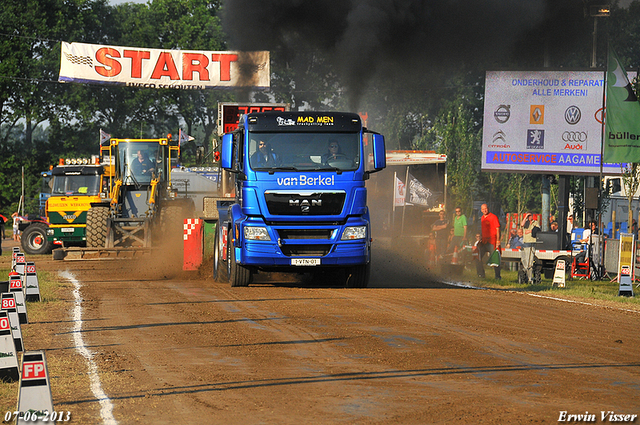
[475,203,501,279]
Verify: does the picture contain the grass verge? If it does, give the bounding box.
[442,264,640,311]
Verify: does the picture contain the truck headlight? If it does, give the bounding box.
[341,226,367,240]
[244,226,271,241]
[47,229,54,236]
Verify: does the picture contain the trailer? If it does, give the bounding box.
[368,150,447,238]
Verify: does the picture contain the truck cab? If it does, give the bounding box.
[214,111,386,287]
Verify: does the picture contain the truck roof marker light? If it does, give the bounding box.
[59,158,64,166]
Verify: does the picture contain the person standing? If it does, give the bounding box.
[0,214,5,240]
[447,206,467,252]
[431,210,450,260]
[11,212,20,242]
[476,203,501,279]
[521,212,539,248]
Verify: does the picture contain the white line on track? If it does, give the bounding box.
[60,271,117,425]
[444,279,640,314]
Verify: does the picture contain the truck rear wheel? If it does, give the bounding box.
[21,223,53,255]
[86,206,109,247]
[228,232,251,287]
[346,263,370,288]
[213,223,228,283]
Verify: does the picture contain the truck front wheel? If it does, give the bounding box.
[346,263,370,288]
[21,223,53,255]
[213,224,228,283]
[228,232,251,287]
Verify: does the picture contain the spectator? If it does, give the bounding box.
[471,232,482,266]
[521,212,540,248]
[476,204,501,280]
[0,213,5,239]
[566,214,574,235]
[550,221,558,232]
[507,228,524,249]
[431,210,450,260]
[447,206,467,253]
[11,212,21,241]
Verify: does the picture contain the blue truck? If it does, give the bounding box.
[213,111,386,287]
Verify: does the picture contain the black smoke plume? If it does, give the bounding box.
[222,0,586,108]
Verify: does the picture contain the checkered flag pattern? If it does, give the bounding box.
[184,219,200,240]
[64,52,93,67]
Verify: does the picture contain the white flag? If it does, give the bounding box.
[408,173,434,207]
[395,176,406,207]
[100,129,111,146]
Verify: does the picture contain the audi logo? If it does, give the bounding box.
[562,131,587,142]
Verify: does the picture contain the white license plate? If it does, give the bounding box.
[61,228,75,233]
[291,258,320,266]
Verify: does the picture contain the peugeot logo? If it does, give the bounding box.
[565,106,581,125]
[289,199,322,212]
[562,131,587,142]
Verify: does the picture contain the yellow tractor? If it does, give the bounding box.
[86,136,194,248]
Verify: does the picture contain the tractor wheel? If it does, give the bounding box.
[158,205,184,239]
[21,223,53,255]
[228,231,251,287]
[86,206,109,248]
[213,223,229,283]
[346,263,370,288]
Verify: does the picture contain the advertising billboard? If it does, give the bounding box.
[482,70,626,175]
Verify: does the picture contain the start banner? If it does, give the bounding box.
[58,42,270,90]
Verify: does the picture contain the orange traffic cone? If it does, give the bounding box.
[451,246,459,265]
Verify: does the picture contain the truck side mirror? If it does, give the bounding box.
[372,133,386,171]
[221,133,234,170]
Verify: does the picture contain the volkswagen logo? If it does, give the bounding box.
[562,131,587,142]
[565,106,581,125]
[494,105,510,123]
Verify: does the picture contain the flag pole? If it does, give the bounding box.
[401,165,409,237]
[597,42,609,276]
[392,171,397,237]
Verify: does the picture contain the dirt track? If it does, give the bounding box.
[5,239,640,424]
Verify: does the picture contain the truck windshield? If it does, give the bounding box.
[52,175,101,196]
[248,132,360,171]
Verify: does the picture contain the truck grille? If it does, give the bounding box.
[277,229,333,240]
[265,191,345,216]
[281,244,332,257]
